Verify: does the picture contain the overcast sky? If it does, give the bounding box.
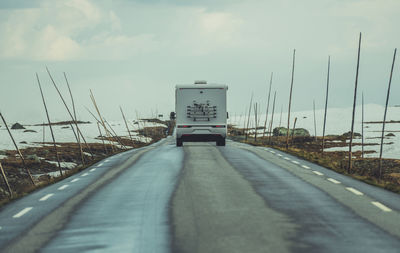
[0,0,399,123]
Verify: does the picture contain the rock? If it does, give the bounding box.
[61,126,69,129]
[11,123,25,130]
[273,127,310,137]
[20,141,27,144]
[24,129,37,133]
[341,131,362,138]
[386,133,395,137]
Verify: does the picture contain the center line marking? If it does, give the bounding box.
[13,207,33,218]
[96,163,104,167]
[301,165,310,169]
[39,193,54,201]
[346,187,364,196]
[71,178,79,183]
[270,151,275,154]
[58,184,69,190]
[90,168,96,172]
[105,159,110,162]
[277,154,283,157]
[81,173,89,177]
[371,201,392,212]
[284,157,290,160]
[327,178,341,184]
[312,171,324,176]
[292,161,300,164]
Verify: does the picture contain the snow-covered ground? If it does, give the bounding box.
[229,104,400,159]
[0,119,166,152]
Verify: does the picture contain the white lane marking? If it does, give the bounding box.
[105,159,110,162]
[301,165,310,169]
[371,201,392,212]
[284,157,290,160]
[89,168,96,172]
[58,184,69,190]
[0,226,2,230]
[13,207,33,218]
[292,161,300,164]
[270,151,275,154]
[96,163,104,167]
[346,187,364,196]
[39,193,54,201]
[327,178,341,184]
[71,178,79,183]
[81,173,89,177]
[277,154,283,157]
[312,171,324,176]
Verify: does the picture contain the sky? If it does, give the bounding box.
[0,0,399,123]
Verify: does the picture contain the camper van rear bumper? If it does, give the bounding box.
[176,125,227,139]
[180,134,225,142]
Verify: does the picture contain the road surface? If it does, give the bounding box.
[0,136,399,252]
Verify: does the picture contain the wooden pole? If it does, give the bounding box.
[313,100,317,142]
[0,113,35,185]
[378,48,397,179]
[36,73,63,177]
[104,119,128,150]
[97,122,108,154]
[286,49,296,149]
[64,72,85,164]
[262,72,273,142]
[0,162,12,197]
[268,91,277,144]
[120,106,134,147]
[361,92,364,159]
[86,104,116,152]
[291,117,298,145]
[90,91,116,153]
[348,33,362,174]
[279,105,283,128]
[254,103,258,142]
[322,56,331,153]
[245,93,253,141]
[46,68,94,158]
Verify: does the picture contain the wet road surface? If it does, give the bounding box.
[0,136,399,252]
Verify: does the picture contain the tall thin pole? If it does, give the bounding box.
[348,33,362,174]
[0,162,12,197]
[361,92,364,159]
[97,122,108,154]
[0,113,35,185]
[245,93,253,141]
[46,68,94,158]
[254,103,258,142]
[262,72,273,141]
[279,105,283,128]
[378,48,397,179]
[36,73,63,177]
[291,117,298,145]
[64,72,85,165]
[286,49,296,149]
[313,100,317,142]
[120,106,134,147]
[322,56,331,152]
[268,91,277,144]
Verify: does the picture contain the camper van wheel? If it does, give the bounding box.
[217,139,226,146]
[176,138,183,147]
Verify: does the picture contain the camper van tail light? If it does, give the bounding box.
[178,125,192,128]
[213,125,226,128]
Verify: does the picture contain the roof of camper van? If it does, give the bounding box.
[176,83,228,89]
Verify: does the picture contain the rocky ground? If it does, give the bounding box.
[229,126,400,194]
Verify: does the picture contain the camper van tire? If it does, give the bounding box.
[217,139,226,146]
[176,138,183,147]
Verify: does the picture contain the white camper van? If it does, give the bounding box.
[175,81,228,147]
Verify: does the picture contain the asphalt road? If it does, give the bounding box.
[0,136,400,252]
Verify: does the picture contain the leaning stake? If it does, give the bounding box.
[262,72,273,142]
[36,73,63,177]
[322,56,331,152]
[348,33,362,174]
[268,91,277,144]
[286,49,296,149]
[120,106,134,147]
[0,162,12,198]
[245,93,253,141]
[0,112,35,185]
[378,48,397,179]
